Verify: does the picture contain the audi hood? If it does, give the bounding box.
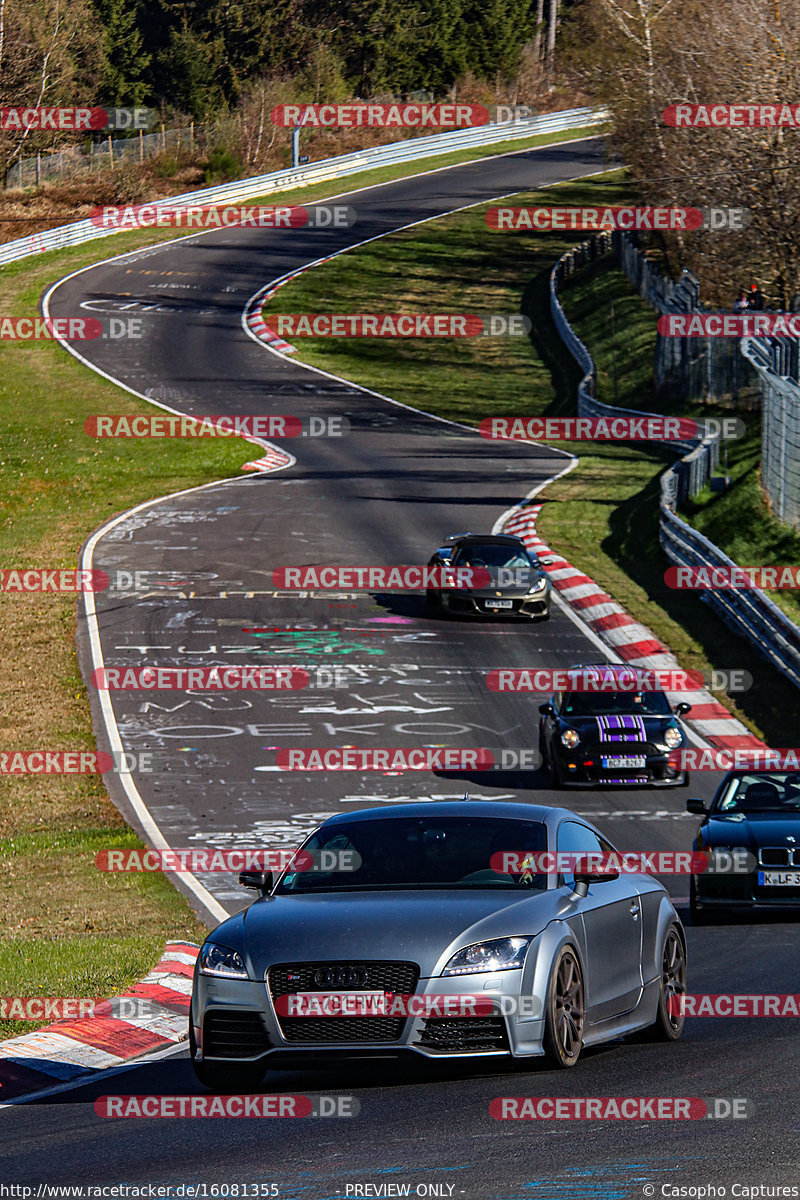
[203,888,573,980]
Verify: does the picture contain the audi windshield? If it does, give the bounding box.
[276,815,548,892]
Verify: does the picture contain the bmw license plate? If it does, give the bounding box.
[601,755,646,769]
[487,600,513,609]
[758,871,800,886]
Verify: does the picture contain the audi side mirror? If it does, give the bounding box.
[239,870,273,896]
[572,868,619,899]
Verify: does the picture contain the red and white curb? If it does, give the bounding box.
[503,504,765,751]
[241,445,295,473]
[245,256,338,355]
[0,941,198,1101]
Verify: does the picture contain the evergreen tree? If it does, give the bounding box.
[91,0,151,106]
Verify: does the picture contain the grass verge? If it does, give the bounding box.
[260,170,798,744]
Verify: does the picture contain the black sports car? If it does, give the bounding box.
[538,665,691,787]
[426,533,551,619]
[688,770,800,921]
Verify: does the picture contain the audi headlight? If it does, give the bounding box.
[663,726,683,749]
[199,942,249,979]
[561,728,580,749]
[442,936,532,976]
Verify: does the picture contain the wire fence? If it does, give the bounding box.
[741,337,800,531]
[613,230,760,407]
[4,124,210,188]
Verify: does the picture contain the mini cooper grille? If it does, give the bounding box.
[417,1016,510,1053]
[268,961,420,1044]
[203,1010,271,1059]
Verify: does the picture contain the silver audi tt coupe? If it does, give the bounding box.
[190,801,686,1089]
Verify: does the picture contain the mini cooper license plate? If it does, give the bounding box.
[758,870,800,886]
[601,755,646,769]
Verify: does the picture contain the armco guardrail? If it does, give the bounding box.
[659,500,800,690]
[550,231,711,467]
[0,106,608,268]
[550,232,800,691]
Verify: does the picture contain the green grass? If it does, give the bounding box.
[262,169,799,744]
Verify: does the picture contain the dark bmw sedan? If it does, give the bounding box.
[538,666,691,787]
[688,770,800,921]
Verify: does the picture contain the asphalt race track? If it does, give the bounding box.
[2,136,798,1192]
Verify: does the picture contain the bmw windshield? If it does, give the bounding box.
[276,815,548,893]
[714,772,800,813]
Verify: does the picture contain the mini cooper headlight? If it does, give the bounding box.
[199,942,249,979]
[663,726,683,749]
[442,936,532,976]
[561,728,580,749]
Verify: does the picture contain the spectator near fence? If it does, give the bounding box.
[748,284,766,311]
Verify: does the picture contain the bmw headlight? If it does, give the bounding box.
[663,726,683,750]
[442,936,532,976]
[199,942,249,979]
[561,728,580,749]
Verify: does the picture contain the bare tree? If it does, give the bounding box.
[0,0,101,185]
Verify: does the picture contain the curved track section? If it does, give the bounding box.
[5,137,796,1191]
